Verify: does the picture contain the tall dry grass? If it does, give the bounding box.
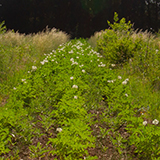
[0,27,70,97]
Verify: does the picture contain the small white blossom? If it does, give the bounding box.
[90,60,92,62]
[111,64,116,67]
[118,76,122,80]
[76,56,79,59]
[72,85,78,89]
[122,80,127,85]
[21,79,26,82]
[125,93,128,97]
[51,59,54,61]
[74,96,78,99]
[28,71,30,73]
[40,61,45,65]
[152,119,159,125]
[70,77,74,80]
[56,128,62,132]
[70,58,74,62]
[82,69,85,73]
[69,50,74,54]
[32,66,37,70]
[13,87,16,90]
[143,121,148,126]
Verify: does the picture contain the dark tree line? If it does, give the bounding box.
[0,0,160,38]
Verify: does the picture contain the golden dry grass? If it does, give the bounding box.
[31,27,70,53]
[88,31,103,48]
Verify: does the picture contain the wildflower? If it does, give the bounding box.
[21,79,26,82]
[111,64,116,67]
[70,77,74,80]
[70,58,74,62]
[90,60,92,62]
[152,119,159,125]
[82,69,85,73]
[69,50,73,54]
[143,121,147,126]
[118,76,122,80]
[28,71,30,73]
[101,64,106,67]
[13,87,16,90]
[74,96,78,99]
[51,59,54,61]
[56,128,62,132]
[76,56,79,59]
[125,93,128,97]
[32,66,37,71]
[72,85,78,89]
[122,78,129,85]
[40,61,45,65]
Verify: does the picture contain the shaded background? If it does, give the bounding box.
[0,0,160,38]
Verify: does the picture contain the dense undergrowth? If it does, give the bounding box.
[1,13,160,159]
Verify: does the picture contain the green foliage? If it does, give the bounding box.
[0,21,6,34]
[107,12,133,33]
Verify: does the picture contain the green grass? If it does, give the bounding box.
[1,16,160,159]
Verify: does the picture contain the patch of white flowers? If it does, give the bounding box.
[32,66,37,71]
[72,85,78,89]
[56,128,62,132]
[122,78,129,85]
[152,119,159,125]
[143,121,148,126]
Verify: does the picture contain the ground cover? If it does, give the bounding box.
[1,13,160,159]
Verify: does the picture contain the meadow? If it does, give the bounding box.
[1,13,160,159]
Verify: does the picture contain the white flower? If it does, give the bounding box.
[40,61,45,65]
[74,96,78,99]
[69,50,73,54]
[111,64,116,67]
[118,76,122,80]
[70,58,74,62]
[152,119,159,125]
[51,59,54,61]
[97,59,99,61]
[13,87,16,90]
[56,128,62,132]
[76,56,79,59]
[28,71,30,73]
[32,66,37,70]
[125,93,128,97]
[143,121,147,126]
[90,60,92,62]
[122,80,127,85]
[21,79,26,82]
[70,77,74,80]
[82,69,85,73]
[72,85,78,89]
[101,64,106,67]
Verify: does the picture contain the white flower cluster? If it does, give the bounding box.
[72,85,78,89]
[142,119,159,126]
[152,119,159,125]
[122,78,129,85]
[107,79,116,83]
[56,128,62,132]
[70,57,78,65]
[32,66,37,71]
[98,62,106,67]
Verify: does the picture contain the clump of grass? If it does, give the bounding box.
[0,27,70,103]
[31,27,70,53]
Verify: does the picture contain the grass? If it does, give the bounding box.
[1,20,160,159]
